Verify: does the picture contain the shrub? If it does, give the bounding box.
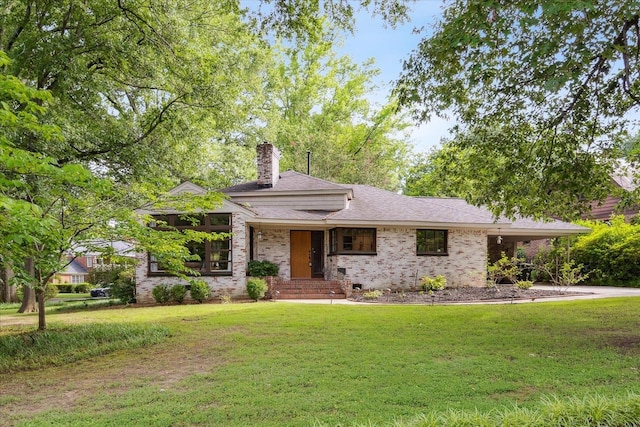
[247,260,279,277]
[56,284,74,293]
[246,277,268,301]
[571,216,640,286]
[151,284,172,304]
[16,284,58,302]
[363,289,383,299]
[74,283,92,293]
[189,279,210,303]
[219,294,232,304]
[44,284,59,301]
[487,253,520,287]
[420,274,447,291]
[170,285,187,304]
[516,280,534,290]
[533,245,587,292]
[113,268,136,303]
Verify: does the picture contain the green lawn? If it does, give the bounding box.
[1,298,639,426]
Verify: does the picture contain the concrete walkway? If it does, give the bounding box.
[277,285,640,305]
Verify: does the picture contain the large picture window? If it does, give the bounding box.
[329,228,376,254]
[417,229,448,255]
[149,213,232,275]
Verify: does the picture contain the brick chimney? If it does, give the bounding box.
[256,142,280,188]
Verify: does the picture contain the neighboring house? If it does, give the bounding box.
[53,259,89,284]
[53,240,135,284]
[135,143,587,302]
[587,169,639,221]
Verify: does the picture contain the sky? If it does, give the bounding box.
[337,1,452,153]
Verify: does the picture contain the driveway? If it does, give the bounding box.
[532,284,640,300]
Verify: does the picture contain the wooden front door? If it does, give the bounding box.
[290,231,324,278]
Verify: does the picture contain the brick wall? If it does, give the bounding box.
[326,228,488,289]
[256,143,280,188]
[135,213,249,304]
[254,228,290,278]
[254,227,488,289]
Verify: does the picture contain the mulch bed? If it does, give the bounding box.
[349,286,590,304]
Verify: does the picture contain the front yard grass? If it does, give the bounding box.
[1,298,639,426]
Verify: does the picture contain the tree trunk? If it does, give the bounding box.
[18,285,37,313]
[1,266,18,303]
[17,258,38,313]
[36,288,46,330]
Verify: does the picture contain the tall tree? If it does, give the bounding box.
[253,23,412,191]
[396,0,640,220]
[1,0,268,186]
[0,0,266,327]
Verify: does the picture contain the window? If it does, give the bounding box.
[149,213,232,275]
[417,229,448,255]
[329,228,376,254]
[86,257,93,268]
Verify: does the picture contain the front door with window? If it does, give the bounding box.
[290,231,324,278]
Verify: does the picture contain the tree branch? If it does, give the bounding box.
[5,2,31,52]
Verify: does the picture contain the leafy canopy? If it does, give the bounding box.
[396,0,640,220]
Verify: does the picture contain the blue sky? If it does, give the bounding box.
[338,1,452,153]
[242,0,452,153]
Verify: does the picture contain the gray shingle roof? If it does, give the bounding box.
[221,170,586,233]
[220,170,349,193]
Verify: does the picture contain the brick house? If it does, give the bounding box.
[135,143,587,302]
[54,241,135,284]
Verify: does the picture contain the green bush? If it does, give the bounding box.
[516,280,534,290]
[56,284,74,293]
[420,274,447,291]
[109,269,136,304]
[87,262,136,287]
[170,285,187,304]
[571,216,640,286]
[363,289,383,299]
[487,253,520,287]
[151,284,172,304]
[247,260,279,277]
[246,277,268,301]
[189,279,210,303]
[44,284,59,301]
[74,283,92,293]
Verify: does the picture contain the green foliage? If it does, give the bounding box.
[87,263,135,287]
[43,284,58,301]
[74,283,92,293]
[572,216,640,286]
[151,285,172,305]
[533,245,587,291]
[55,284,74,294]
[107,269,136,304]
[170,285,188,304]
[4,299,640,425]
[399,393,640,427]
[395,0,638,220]
[189,280,211,303]
[487,253,520,287]
[257,24,413,192]
[363,289,383,299]
[246,278,268,301]
[0,323,170,373]
[516,280,534,290]
[420,274,447,291]
[403,144,477,198]
[247,260,280,277]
